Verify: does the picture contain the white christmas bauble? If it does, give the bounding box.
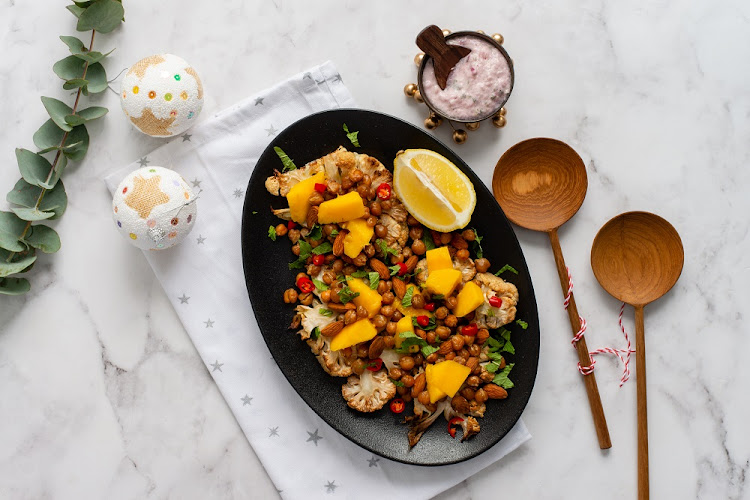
[112,166,197,250]
[120,54,204,137]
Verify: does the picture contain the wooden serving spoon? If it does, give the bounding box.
[493,138,612,449]
[591,211,684,500]
[416,25,471,90]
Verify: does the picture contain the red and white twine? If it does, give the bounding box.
[564,267,635,386]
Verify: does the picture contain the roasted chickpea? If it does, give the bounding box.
[402,247,413,259]
[377,280,390,295]
[453,356,466,365]
[384,336,395,348]
[411,239,426,255]
[372,314,388,330]
[320,290,332,303]
[381,200,393,211]
[409,226,424,241]
[381,291,395,305]
[467,375,480,387]
[399,355,415,371]
[445,352,456,360]
[341,178,353,191]
[375,224,388,239]
[361,174,372,186]
[323,224,337,236]
[451,335,465,351]
[476,328,490,344]
[327,180,341,194]
[366,216,378,227]
[436,326,451,340]
[389,367,403,380]
[426,331,436,344]
[435,306,449,320]
[386,321,398,335]
[356,344,369,358]
[475,258,491,273]
[332,259,344,273]
[291,243,301,256]
[389,254,404,265]
[475,388,489,403]
[283,288,298,303]
[458,348,469,359]
[469,343,481,357]
[413,353,424,366]
[439,232,452,245]
[445,296,458,309]
[343,264,357,275]
[401,374,415,387]
[357,184,370,198]
[299,293,313,306]
[329,290,340,303]
[352,253,368,267]
[381,305,395,319]
[392,311,403,322]
[445,314,458,328]
[352,358,366,375]
[344,309,357,325]
[275,223,288,237]
[288,228,301,243]
[461,387,475,400]
[356,305,368,319]
[396,386,407,396]
[426,353,439,363]
[307,264,321,277]
[308,192,324,206]
[462,229,476,242]
[411,293,425,310]
[349,169,364,183]
[456,248,470,260]
[463,334,474,346]
[364,244,376,258]
[417,390,431,405]
[402,393,413,403]
[370,201,382,216]
[480,370,495,382]
[407,215,420,226]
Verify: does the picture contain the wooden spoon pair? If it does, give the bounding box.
[493,138,683,500]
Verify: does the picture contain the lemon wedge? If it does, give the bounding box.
[393,149,476,232]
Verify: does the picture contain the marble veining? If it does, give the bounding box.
[1,0,749,499]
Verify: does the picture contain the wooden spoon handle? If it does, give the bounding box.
[635,305,649,500]
[548,228,612,449]
[415,25,471,89]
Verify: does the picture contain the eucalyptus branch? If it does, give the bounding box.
[0,0,125,295]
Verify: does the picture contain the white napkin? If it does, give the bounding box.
[104,61,530,500]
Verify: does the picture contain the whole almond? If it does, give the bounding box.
[333,230,347,256]
[327,302,355,313]
[451,394,471,413]
[392,277,407,299]
[466,356,480,374]
[306,206,319,228]
[438,340,453,355]
[404,255,419,273]
[483,383,508,399]
[368,336,386,359]
[321,320,344,337]
[411,372,426,398]
[369,258,390,280]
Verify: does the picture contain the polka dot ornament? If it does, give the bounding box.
[120,54,204,137]
[112,166,197,250]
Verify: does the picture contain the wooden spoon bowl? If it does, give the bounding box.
[591,211,684,306]
[492,138,588,232]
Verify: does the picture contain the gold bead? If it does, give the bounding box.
[476,30,485,35]
[466,121,480,131]
[499,107,507,116]
[492,114,507,128]
[413,90,424,103]
[427,113,442,128]
[424,117,438,130]
[404,83,418,97]
[414,53,424,66]
[442,29,451,37]
[452,129,467,144]
[492,33,504,44]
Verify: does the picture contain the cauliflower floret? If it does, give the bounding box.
[306,335,353,377]
[472,272,519,329]
[265,160,325,196]
[443,401,481,442]
[415,257,476,285]
[295,301,337,340]
[379,213,408,254]
[379,349,401,372]
[406,400,450,447]
[341,369,396,412]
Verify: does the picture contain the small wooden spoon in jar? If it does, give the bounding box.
[493,137,611,449]
[591,211,684,500]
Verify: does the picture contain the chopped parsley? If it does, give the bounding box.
[401,287,414,307]
[311,326,321,340]
[422,230,436,251]
[312,279,329,291]
[368,272,380,290]
[495,264,519,276]
[470,228,484,258]
[311,242,333,255]
[343,123,360,147]
[319,308,334,317]
[516,319,528,330]
[252,211,258,215]
[267,225,277,241]
[338,286,360,304]
[431,294,444,300]
[273,146,296,172]
[376,239,398,257]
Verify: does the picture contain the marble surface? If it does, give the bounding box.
[1,0,748,499]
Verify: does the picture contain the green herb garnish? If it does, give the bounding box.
[330,229,339,237]
[288,240,313,269]
[431,294,444,300]
[308,224,323,241]
[368,272,380,290]
[422,230,436,251]
[394,331,427,354]
[252,211,258,215]
[311,242,333,255]
[343,123,360,147]
[388,264,401,276]
[267,225,277,241]
[421,345,439,357]
[391,379,405,387]
[495,264,518,276]
[319,308,334,317]
[411,316,437,331]
[311,326,321,340]
[492,363,515,389]
[313,279,329,291]
[470,228,484,258]
[338,286,360,304]
[516,319,528,330]
[376,239,398,257]
[350,270,368,278]
[274,146,296,172]
[401,287,414,307]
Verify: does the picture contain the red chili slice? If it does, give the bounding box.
[448,417,464,438]
[424,302,436,312]
[376,183,392,200]
[312,254,325,266]
[461,324,478,336]
[297,277,315,294]
[287,221,297,229]
[416,315,430,327]
[489,296,503,308]
[366,358,383,371]
[390,398,405,414]
[397,262,408,276]
[314,183,327,193]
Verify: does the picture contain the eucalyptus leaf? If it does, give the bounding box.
[7,179,68,220]
[0,277,31,295]
[33,119,64,150]
[76,0,125,33]
[76,49,114,64]
[41,97,73,132]
[15,148,60,189]
[0,211,28,252]
[53,55,86,81]
[73,1,95,7]
[62,126,89,161]
[63,78,88,90]
[84,63,107,93]
[11,208,55,222]
[24,224,61,253]
[0,249,37,278]
[33,121,89,161]
[60,35,85,53]
[66,5,85,18]
[66,106,107,126]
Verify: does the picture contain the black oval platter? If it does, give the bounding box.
[241,109,539,466]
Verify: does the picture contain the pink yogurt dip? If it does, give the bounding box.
[421,35,512,122]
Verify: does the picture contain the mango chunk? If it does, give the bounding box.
[341,219,374,259]
[346,278,382,318]
[430,360,472,398]
[453,281,485,317]
[286,172,326,223]
[426,246,452,272]
[330,319,377,351]
[395,316,413,348]
[317,191,366,224]
[424,269,462,297]
[426,364,449,403]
